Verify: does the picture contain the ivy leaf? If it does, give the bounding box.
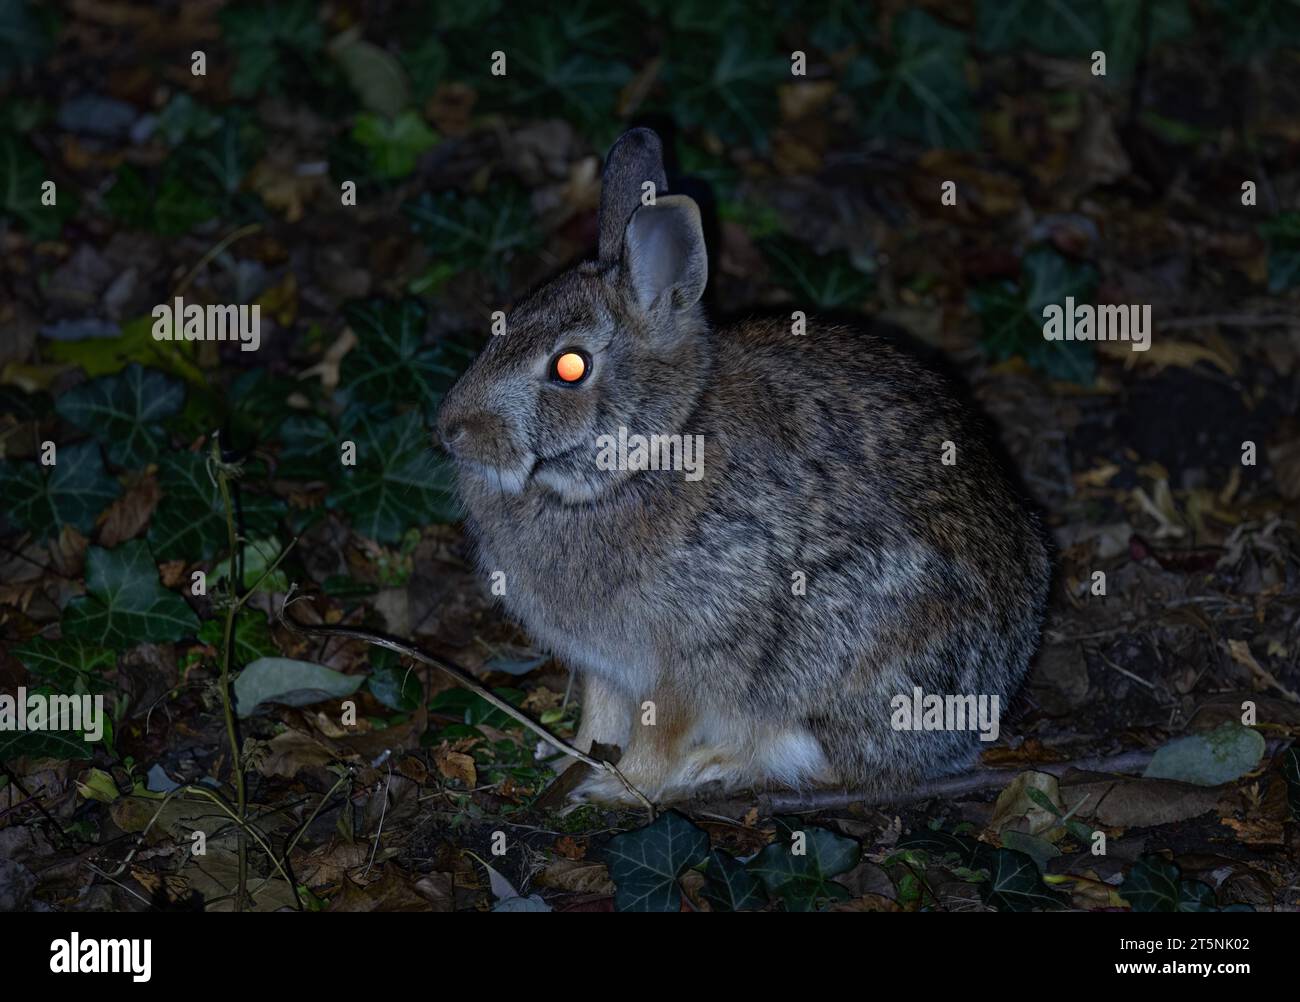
[0,727,100,763]
[603,810,710,912]
[0,135,76,238]
[105,163,218,236]
[1120,855,1181,911]
[174,114,264,210]
[63,541,199,648]
[856,10,977,150]
[54,364,185,469]
[503,12,631,132]
[748,819,860,911]
[338,299,473,420]
[221,1,324,97]
[329,409,460,543]
[981,848,1069,911]
[703,849,768,911]
[1122,854,1251,912]
[197,613,278,668]
[0,440,121,541]
[971,245,1098,384]
[1178,880,1218,912]
[275,414,337,480]
[147,452,280,562]
[233,657,363,717]
[350,111,437,180]
[12,636,115,691]
[404,185,539,291]
[976,0,1105,56]
[671,28,785,150]
[896,829,997,870]
[400,37,447,105]
[761,237,875,311]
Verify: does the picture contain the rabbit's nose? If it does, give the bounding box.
[437,410,496,455]
[439,418,468,451]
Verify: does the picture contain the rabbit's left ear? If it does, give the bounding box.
[623,194,707,313]
[598,128,668,263]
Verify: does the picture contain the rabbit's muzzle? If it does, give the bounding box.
[437,403,536,494]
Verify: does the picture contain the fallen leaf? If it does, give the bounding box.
[97,473,161,547]
[433,745,477,787]
[535,858,615,895]
[258,729,336,778]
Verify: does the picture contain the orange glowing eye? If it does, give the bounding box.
[553,350,589,383]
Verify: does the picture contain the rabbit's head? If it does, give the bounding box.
[437,129,710,503]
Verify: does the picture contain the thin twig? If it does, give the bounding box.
[173,223,261,299]
[754,741,1289,813]
[211,435,249,911]
[363,767,392,879]
[277,591,655,819]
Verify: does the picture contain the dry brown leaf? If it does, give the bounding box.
[397,755,428,784]
[295,839,370,887]
[258,729,336,779]
[1060,774,1226,828]
[552,835,586,860]
[535,858,615,895]
[433,745,477,787]
[97,473,160,548]
[158,559,186,588]
[329,866,429,912]
[1101,336,1238,376]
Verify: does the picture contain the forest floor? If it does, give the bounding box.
[1,1,1298,912]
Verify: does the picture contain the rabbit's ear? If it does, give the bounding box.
[598,128,668,263]
[624,194,707,313]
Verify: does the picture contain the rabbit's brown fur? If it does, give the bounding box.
[437,129,1050,803]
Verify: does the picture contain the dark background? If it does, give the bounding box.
[0,0,1298,913]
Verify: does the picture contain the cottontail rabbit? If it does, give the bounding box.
[436,128,1051,804]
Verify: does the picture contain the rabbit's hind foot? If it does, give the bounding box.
[570,724,832,806]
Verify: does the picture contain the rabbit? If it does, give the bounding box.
[435,128,1051,805]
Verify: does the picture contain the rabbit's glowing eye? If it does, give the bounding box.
[553,351,589,383]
